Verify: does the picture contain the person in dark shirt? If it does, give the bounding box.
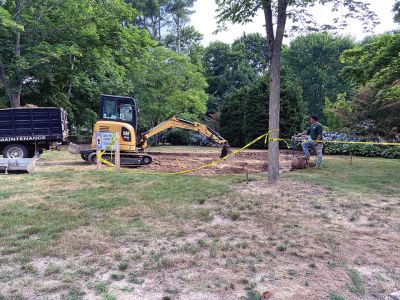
[296,115,324,168]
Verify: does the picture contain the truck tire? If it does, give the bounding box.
[3,144,30,158]
[88,152,97,165]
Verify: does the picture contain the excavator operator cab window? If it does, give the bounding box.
[103,99,118,120]
[100,95,137,130]
[119,104,133,122]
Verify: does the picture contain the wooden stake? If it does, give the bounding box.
[349,151,353,165]
[115,141,121,173]
[244,162,249,184]
[96,150,101,170]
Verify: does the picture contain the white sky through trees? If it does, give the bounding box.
[191,0,398,45]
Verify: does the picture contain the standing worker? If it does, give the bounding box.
[296,115,324,168]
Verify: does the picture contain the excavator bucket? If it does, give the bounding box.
[220,144,232,158]
[68,142,81,155]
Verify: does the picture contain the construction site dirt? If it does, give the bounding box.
[144,149,295,175]
[38,146,298,175]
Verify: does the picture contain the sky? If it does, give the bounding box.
[190,0,398,46]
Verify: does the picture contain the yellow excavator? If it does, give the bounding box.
[76,94,230,166]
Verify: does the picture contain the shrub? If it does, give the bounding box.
[220,74,306,148]
[228,210,241,221]
[276,243,287,251]
[324,144,400,159]
[160,129,192,145]
[321,131,400,159]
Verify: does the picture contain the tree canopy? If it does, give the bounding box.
[0,0,153,111]
[0,0,208,129]
[283,33,354,120]
[203,33,267,114]
[131,46,208,128]
[127,0,202,54]
[394,1,400,23]
[334,33,400,136]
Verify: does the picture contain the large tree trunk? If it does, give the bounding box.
[9,90,21,108]
[267,47,281,182]
[0,62,12,105]
[262,0,288,183]
[10,0,22,108]
[0,0,22,108]
[176,17,181,53]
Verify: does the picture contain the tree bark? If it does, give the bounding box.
[10,0,22,108]
[262,0,288,183]
[10,30,22,107]
[9,90,21,108]
[0,61,10,93]
[267,47,281,182]
[176,16,181,53]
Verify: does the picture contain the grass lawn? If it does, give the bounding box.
[286,156,400,195]
[0,150,399,300]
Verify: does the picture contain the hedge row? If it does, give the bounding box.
[324,143,400,159]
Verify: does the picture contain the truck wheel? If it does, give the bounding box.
[3,144,30,158]
[87,152,97,165]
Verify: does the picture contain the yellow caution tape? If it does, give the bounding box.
[170,128,279,175]
[96,129,399,176]
[97,129,279,176]
[269,138,292,149]
[269,138,400,147]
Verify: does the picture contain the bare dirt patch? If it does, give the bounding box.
[131,149,294,175]
[37,147,295,175]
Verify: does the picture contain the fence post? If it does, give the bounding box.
[115,137,121,173]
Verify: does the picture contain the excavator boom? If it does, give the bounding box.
[137,117,231,157]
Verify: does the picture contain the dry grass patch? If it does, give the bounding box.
[1,151,399,299]
[44,227,114,258]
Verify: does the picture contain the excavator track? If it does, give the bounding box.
[101,153,152,167]
[82,150,152,166]
[121,153,152,166]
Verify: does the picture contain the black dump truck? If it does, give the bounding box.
[0,107,68,158]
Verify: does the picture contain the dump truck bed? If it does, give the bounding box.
[0,107,68,143]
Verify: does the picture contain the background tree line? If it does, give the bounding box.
[0,0,399,144]
[0,0,205,131]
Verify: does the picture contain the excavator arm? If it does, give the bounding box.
[137,117,231,157]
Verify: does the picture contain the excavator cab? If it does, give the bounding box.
[89,94,140,154]
[99,94,138,131]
